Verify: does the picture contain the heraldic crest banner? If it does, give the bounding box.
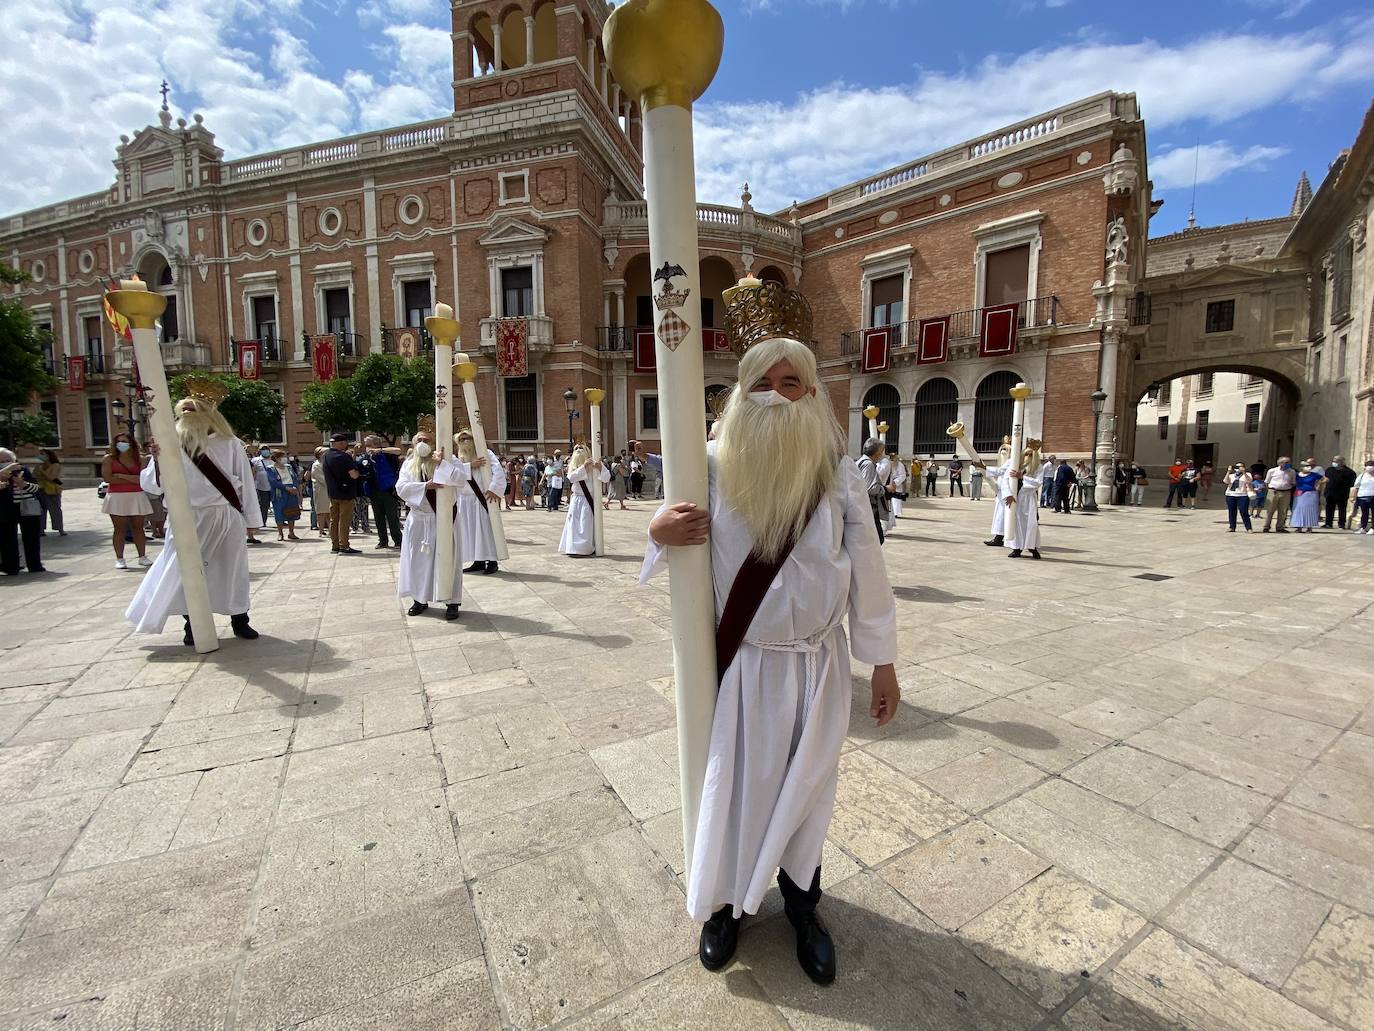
[496,317,528,377]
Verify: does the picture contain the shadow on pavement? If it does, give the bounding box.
[892,585,981,605]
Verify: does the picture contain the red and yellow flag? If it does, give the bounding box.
[102,277,134,342]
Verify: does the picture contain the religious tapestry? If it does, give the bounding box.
[67,356,85,392]
[238,341,260,380]
[496,317,529,378]
[633,328,657,373]
[862,327,891,373]
[312,334,337,382]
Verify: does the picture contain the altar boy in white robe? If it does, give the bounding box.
[395,424,478,620]
[454,429,506,575]
[980,439,1043,559]
[642,281,899,986]
[127,384,261,645]
[558,444,610,556]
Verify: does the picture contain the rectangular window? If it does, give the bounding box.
[1157,381,1171,406]
[503,374,537,441]
[1338,334,1348,376]
[1310,269,1326,337]
[500,268,533,318]
[635,294,653,328]
[252,295,277,342]
[869,274,903,329]
[264,385,286,444]
[1204,299,1235,334]
[1332,240,1353,322]
[701,297,715,329]
[83,316,102,356]
[402,280,432,328]
[39,400,59,446]
[87,396,109,448]
[1157,416,1168,440]
[324,288,351,337]
[641,394,660,433]
[1197,372,1214,396]
[984,244,1031,306]
[36,324,54,374]
[1244,403,1260,433]
[499,171,529,204]
[1312,348,1322,379]
[161,295,179,343]
[1196,409,1210,441]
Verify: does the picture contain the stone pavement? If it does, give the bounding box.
[1,487,1372,1030]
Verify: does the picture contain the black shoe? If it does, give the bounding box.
[407,602,428,616]
[331,547,341,553]
[339,547,362,554]
[375,543,390,550]
[445,603,461,621]
[1276,529,1289,534]
[1008,549,1022,558]
[699,907,741,972]
[230,614,259,640]
[786,908,835,985]
[483,561,498,575]
[983,535,1003,547]
[183,616,194,647]
[1029,549,1041,560]
[464,562,484,573]
[246,538,263,546]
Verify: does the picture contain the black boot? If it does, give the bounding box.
[445,603,461,621]
[983,534,1003,546]
[464,562,483,573]
[698,907,741,972]
[786,907,836,985]
[483,560,498,574]
[183,615,194,647]
[1030,548,1041,560]
[230,613,259,640]
[1007,549,1022,558]
[407,601,428,616]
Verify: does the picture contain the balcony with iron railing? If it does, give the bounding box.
[232,334,286,363]
[113,339,211,372]
[477,315,555,353]
[840,296,1058,356]
[381,326,435,357]
[596,325,816,354]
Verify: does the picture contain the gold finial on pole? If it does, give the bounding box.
[603,0,723,113]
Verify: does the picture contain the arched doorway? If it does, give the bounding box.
[136,251,179,343]
[758,265,787,285]
[973,371,1022,452]
[913,378,958,456]
[862,383,900,452]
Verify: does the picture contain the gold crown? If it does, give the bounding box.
[1025,437,1042,450]
[181,376,229,406]
[415,415,436,435]
[722,278,813,357]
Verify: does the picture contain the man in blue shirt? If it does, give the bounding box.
[361,435,404,549]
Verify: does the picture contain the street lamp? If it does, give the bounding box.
[110,379,151,444]
[563,388,577,452]
[1084,387,1108,511]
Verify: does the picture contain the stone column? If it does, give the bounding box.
[613,365,628,451]
[1096,328,1122,505]
[897,401,916,458]
[524,15,534,66]
[614,288,624,328]
[586,38,596,77]
[492,24,503,72]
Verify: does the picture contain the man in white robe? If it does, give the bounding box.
[395,431,477,620]
[126,397,262,645]
[982,446,1043,559]
[889,457,909,520]
[558,445,610,556]
[454,430,506,575]
[642,334,899,985]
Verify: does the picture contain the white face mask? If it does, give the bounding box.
[415,442,432,458]
[748,389,792,407]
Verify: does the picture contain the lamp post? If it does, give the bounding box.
[1084,387,1108,511]
[563,387,577,451]
[109,379,149,442]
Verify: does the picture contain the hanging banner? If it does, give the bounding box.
[394,327,421,360]
[496,317,529,378]
[312,334,337,382]
[979,303,1019,358]
[701,328,731,353]
[67,356,86,392]
[633,328,657,373]
[862,327,891,373]
[238,341,260,380]
[916,316,949,364]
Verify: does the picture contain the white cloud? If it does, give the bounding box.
[1149,142,1289,190]
[693,17,1374,210]
[380,23,452,73]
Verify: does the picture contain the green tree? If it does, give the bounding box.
[168,372,285,443]
[300,353,433,442]
[0,263,59,415]
[0,411,57,449]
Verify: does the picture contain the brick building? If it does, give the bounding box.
[3,1,1153,484]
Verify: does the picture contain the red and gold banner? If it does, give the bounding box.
[312,334,337,382]
[238,341,260,380]
[496,317,528,378]
[633,328,656,373]
[862,327,890,373]
[979,303,1019,358]
[67,356,86,391]
[916,316,949,364]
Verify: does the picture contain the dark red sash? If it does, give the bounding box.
[468,478,489,512]
[191,453,242,513]
[577,478,594,508]
[424,488,458,517]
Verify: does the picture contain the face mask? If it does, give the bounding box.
[1281,463,1291,470]
[1333,460,1342,467]
[748,389,791,407]
[415,442,432,458]
[260,450,271,458]
[288,456,297,463]
[116,442,130,453]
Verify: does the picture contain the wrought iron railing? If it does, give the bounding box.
[841,295,1058,356]
[380,326,434,356]
[598,326,637,352]
[81,351,107,374]
[233,335,284,362]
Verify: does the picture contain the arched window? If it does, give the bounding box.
[973,371,1022,452]
[862,383,900,452]
[913,378,958,456]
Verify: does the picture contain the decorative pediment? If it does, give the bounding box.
[1153,262,1281,291]
[118,126,183,158]
[478,216,549,251]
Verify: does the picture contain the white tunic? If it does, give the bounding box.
[987,463,1009,536]
[559,463,611,556]
[640,447,898,921]
[395,457,469,604]
[989,465,1042,550]
[126,436,261,633]
[456,449,507,563]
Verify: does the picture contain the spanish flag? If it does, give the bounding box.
[102,277,134,343]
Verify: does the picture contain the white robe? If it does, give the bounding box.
[456,449,507,563]
[559,463,610,555]
[876,457,896,531]
[989,466,1042,550]
[889,461,908,518]
[640,446,898,921]
[126,436,261,633]
[396,457,469,604]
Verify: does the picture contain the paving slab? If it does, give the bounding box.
[1283,905,1374,1031]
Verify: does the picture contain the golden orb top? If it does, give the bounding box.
[604,0,724,112]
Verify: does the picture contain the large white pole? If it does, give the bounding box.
[107,281,217,653]
[864,403,879,440]
[585,387,606,556]
[605,0,723,884]
[454,350,509,561]
[1007,382,1033,513]
[426,304,459,601]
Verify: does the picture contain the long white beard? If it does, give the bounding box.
[402,452,437,482]
[456,438,477,463]
[715,391,843,561]
[569,449,590,474]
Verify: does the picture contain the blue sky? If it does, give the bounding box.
[3,0,1371,236]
